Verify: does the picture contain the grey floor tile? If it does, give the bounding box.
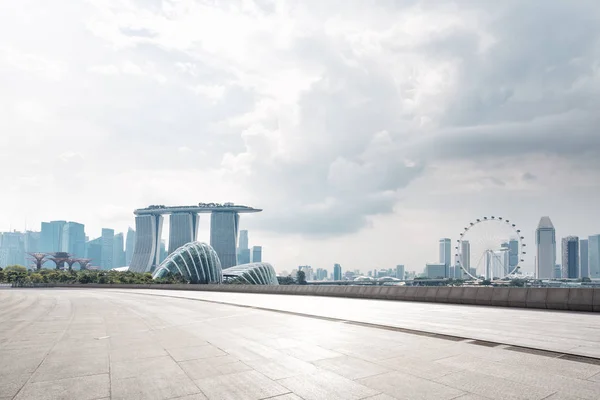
[168,344,227,362]
[358,371,465,400]
[179,359,252,380]
[111,374,203,400]
[376,355,460,379]
[111,355,184,380]
[313,355,391,380]
[243,355,318,380]
[194,370,289,400]
[435,371,555,400]
[278,370,380,400]
[281,345,342,362]
[31,353,109,382]
[0,374,30,398]
[14,373,109,400]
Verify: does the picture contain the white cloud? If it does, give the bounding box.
[1,0,600,273]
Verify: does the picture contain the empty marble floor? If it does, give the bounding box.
[1,289,599,400]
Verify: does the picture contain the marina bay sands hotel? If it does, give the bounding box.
[129,203,262,273]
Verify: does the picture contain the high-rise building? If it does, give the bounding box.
[113,233,126,268]
[315,268,328,280]
[100,228,114,270]
[555,264,562,279]
[61,222,86,257]
[333,263,342,281]
[125,228,136,266]
[23,231,40,255]
[160,240,168,264]
[562,236,579,279]
[460,240,470,276]
[589,234,600,279]
[237,230,250,265]
[168,212,199,254]
[536,217,556,279]
[0,232,25,267]
[580,239,589,278]
[251,246,262,263]
[40,221,66,252]
[425,263,447,279]
[508,239,519,273]
[210,211,240,269]
[395,265,405,279]
[86,237,102,267]
[439,238,451,277]
[238,230,249,251]
[129,214,164,273]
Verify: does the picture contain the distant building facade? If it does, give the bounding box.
[425,263,447,279]
[251,246,262,263]
[536,216,556,279]
[333,263,342,280]
[588,234,600,279]
[395,264,405,279]
[562,236,579,279]
[439,238,451,277]
[580,239,589,278]
[125,228,136,266]
[61,222,86,258]
[101,228,114,270]
[113,233,126,268]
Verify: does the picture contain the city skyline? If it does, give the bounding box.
[3,212,600,277]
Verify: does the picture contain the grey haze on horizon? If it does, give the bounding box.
[2,0,600,273]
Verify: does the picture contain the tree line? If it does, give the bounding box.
[0,265,186,285]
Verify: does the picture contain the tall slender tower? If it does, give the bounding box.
[439,238,452,278]
[562,236,579,279]
[580,239,589,278]
[536,216,556,279]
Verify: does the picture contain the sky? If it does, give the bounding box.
[2,0,600,275]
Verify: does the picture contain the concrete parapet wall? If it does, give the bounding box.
[35,283,597,312]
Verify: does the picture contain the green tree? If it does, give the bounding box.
[481,279,492,286]
[296,270,307,285]
[4,265,28,283]
[277,276,295,285]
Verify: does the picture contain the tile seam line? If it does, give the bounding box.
[109,290,600,364]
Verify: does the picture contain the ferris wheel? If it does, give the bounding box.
[456,216,526,281]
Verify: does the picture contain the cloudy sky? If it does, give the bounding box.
[2,0,600,274]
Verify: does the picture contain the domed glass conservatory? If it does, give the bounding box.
[222,262,279,285]
[152,242,222,284]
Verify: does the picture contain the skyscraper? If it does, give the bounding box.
[237,230,250,265]
[210,211,240,269]
[580,239,589,278]
[333,263,342,281]
[0,232,25,267]
[508,239,519,273]
[536,216,556,279]
[460,240,471,276]
[100,228,114,270]
[251,246,262,263]
[589,234,600,279]
[168,212,199,254]
[40,221,66,252]
[129,214,163,273]
[238,230,249,251]
[86,237,102,267]
[395,264,405,280]
[562,236,579,279]
[125,228,136,266]
[439,238,451,277]
[113,233,126,268]
[61,222,86,257]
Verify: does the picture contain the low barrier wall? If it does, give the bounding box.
[25,283,599,312]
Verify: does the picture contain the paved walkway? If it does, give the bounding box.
[1,289,599,400]
[133,289,600,358]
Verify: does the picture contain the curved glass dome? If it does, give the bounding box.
[152,242,222,284]
[222,262,279,285]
